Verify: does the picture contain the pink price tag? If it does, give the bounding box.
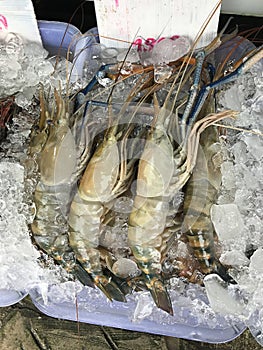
[0,15,8,30]
[0,1,42,44]
[133,35,180,52]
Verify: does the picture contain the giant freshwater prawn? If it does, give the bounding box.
[27,0,263,316]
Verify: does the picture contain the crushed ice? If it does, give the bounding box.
[0,33,83,108]
[0,161,61,292]
[0,36,81,295]
[0,32,263,343]
[208,57,263,339]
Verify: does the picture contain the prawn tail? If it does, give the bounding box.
[214,262,236,285]
[94,275,127,303]
[147,277,173,316]
[73,262,95,289]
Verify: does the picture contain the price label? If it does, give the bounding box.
[0,0,42,44]
[94,0,221,49]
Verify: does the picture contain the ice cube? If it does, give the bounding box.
[37,60,54,77]
[112,258,140,278]
[4,32,24,59]
[245,213,262,248]
[251,95,263,117]
[211,203,245,241]
[249,249,263,274]
[248,309,263,347]
[242,133,263,162]
[154,64,172,84]
[15,87,36,108]
[231,140,249,164]
[132,292,154,322]
[220,84,241,110]
[234,188,256,215]
[151,36,191,64]
[219,250,250,267]
[221,161,236,190]
[234,163,259,190]
[114,196,133,213]
[204,274,245,316]
[117,48,140,63]
[0,161,43,290]
[23,41,48,62]
[101,47,119,60]
[0,57,21,80]
[0,34,72,101]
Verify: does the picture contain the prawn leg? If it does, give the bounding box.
[188,45,263,126]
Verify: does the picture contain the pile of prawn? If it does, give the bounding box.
[27,10,263,315]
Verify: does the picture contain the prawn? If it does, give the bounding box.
[67,101,144,301]
[182,105,227,278]
[128,15,262,315]
[30,88,95,286]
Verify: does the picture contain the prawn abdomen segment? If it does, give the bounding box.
[129,196,168,237]
[128,196,173,314]
[31,181,74,261]
[183,126,225,276]
[128,197,170,271]
[68,195,102,249]
[68,231,101,273]
[131,243,173,315]
[68,192,102,269]
[186,226,215,274]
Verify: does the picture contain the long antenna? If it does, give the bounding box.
[54,1,88,72]
[106,27,141,105]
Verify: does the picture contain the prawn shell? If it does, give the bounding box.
[78,136,119,202]
[182,126,222,275]
[68,193,103,243]
[129,196,168,246]
[136,127,174,198]
[40,125,76,186]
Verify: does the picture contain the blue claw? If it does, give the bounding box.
[187,45,263,128]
